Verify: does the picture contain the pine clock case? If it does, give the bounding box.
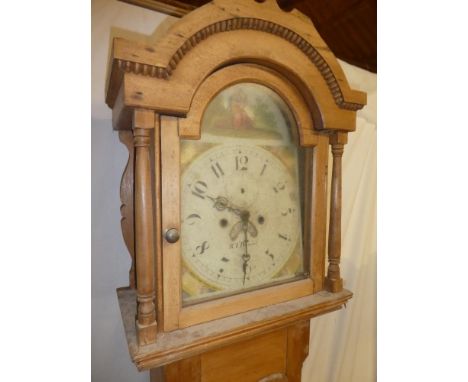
[105,0,366,371]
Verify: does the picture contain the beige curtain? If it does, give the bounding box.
[303,61,377,382]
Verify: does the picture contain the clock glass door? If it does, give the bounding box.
[180,83,310,304]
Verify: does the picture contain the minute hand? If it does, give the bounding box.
[241,224,251,286]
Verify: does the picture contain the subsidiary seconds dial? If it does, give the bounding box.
[181,145,302,290]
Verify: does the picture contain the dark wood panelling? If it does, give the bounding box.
[290,0,377,72]
[119,0,377,72]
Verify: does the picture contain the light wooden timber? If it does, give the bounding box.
[133,109,158,345]
[179,279,315,328]
[162,356,201,382]
[112,84,133,131]
[285,320,310,381]
[325,131,348,292]
[157,320,308,382]
[106,0,366,132]
[199,328,286,382]
[117,287,352,370]
[160,115,181,331]
[118,130,136,288]
[152,115,164,330]
[310,134,330,292]
[106,0,367,378]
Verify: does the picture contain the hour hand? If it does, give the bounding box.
[206,195,241,216]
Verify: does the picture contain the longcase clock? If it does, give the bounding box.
[105,0,367,381]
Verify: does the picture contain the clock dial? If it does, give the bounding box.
[181,144,302,291]
[180,82,307,303]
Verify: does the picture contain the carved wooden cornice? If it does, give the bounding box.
[113,18,364,111]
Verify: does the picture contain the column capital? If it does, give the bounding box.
[133,128,151,147]
[329,131,348,146]
[133,108,155,130]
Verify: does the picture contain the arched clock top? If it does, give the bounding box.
[106,0,366,132]
[178,64,321,145]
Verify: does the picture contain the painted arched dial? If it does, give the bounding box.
[180,83,307,304]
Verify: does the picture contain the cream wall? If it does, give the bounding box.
[91,1,376,381]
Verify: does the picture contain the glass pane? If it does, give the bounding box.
[180,83,309,305]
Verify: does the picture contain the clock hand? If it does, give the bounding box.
[206,195,242,216]
[247,221,258,237]
[205,196,259,238]
[240,210,258,237]
[229,221,243,241]
[229,209,258,240]
[241,223,250,286]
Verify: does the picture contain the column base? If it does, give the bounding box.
[325,277,343,293]
[136,320,158,346]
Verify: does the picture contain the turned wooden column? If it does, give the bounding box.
[325,132,348,293]
[133,108,157,345]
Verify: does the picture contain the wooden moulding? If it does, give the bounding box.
[116,30,360,131]
[178,63,317,143]
[117,287,352,370]
[179,279,315,328]
[106,0,367,131]
[105,2,367,107]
